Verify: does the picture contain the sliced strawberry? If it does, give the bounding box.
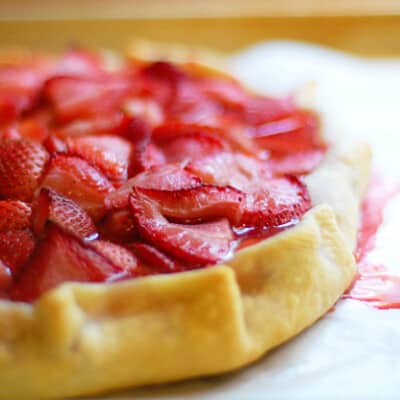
[100,208,138,243]
[130,191,234,265]
[90,240,138,274]
[13,118,49,142]
[67,135,132,184]
[0,139,49,201]
[242,95,295,125]
[0,200,32,231]
[44,76,131,122]
[123,98,164,126]
[265,149,326,176]
[0,229,35,275]
[43,134,67,154]
[32,188,97,239]
[55,48,106,78]
[240,176,312,228]
[129,242,182,274]
[152,123,226,163]
[249,111,325,154]
[187,152,271,190]
[0,65,49,123]
[141,61,186,84]
[105,164,201,209]
[40,154,114,220]
[0,259,12,291]
[11,225,129,302]
[130,143,166,176]
[56,112,127,138]
[136,185,243,225]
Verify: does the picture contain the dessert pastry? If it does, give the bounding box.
[0,45,370,399]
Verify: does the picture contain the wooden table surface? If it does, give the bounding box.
[1,1,400,57]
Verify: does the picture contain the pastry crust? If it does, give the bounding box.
[0,44,371,399]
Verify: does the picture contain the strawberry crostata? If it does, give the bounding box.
[0,45,370,399]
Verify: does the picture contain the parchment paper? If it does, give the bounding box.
[99,42,400,400]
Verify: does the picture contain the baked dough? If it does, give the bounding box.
[0,44,371,399]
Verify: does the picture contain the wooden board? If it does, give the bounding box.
[0,17,400,57]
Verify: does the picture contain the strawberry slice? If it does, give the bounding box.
[130,191,234,265]
[100,208,138,243]
[55,48,106,78]
[0,139,49,201]
[0,259,12,291]
[249,111,324,154]
[0,65,50,123]
[56,112,128,138]
[43,135,67,154]
[105,163,201,209]
[67,135,132,184]
[129,242,182,274]
[32,188,97,239]
[0,229,35,275]
[136,185,244,225]
[40,154,114,220]
[90,240,138,275]
[44,76,131,122]
[159,133,226,163]
[0,200,32,232]
[130,143,166,176]
[187,152,271,190]
[265,149,326,176]
[11,225,130,302]
[240,176,312,228]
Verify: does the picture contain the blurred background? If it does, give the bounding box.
[0,0,400,56]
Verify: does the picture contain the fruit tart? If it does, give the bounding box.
[0,44,370,399]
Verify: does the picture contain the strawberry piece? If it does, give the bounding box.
[13,118,49,142]
[130,191,234,265]
[265,149,326,176]
[105,164,201,209]
[0,200,32,232]
[136,185,244,225]
[241,95,295,125]
[44,76,131,122]
[56,112,128,138]
[249,111,325,154]
[55,48,106,78]
[90,240,138,275]
[43,135,67,154]
[67,135,132,184]
[0,65,50,123]
[187,152,271,190]
[32,188,97,239]
[100,208,138,243]
[0,139,49,201]
[0,229,35,275]
[240,176,311,228]
[142,61,186,84]
[152,123,226,163]
[0,259,12,291]
[130,143,166,176]
[129,242,182,274]
[11,225,129,302]
[40,154,114,220]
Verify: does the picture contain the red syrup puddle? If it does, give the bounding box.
[343,175,400,309]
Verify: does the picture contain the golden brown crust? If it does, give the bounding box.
[0,43,372,399]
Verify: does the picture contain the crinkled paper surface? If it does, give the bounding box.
[98,42,400,400]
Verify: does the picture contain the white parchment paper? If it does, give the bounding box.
[101,42,400,400]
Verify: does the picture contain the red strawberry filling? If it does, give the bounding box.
[0,49,326,302]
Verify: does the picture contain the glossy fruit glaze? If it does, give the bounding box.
[0,48,326,302]
[344,177,400,309]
